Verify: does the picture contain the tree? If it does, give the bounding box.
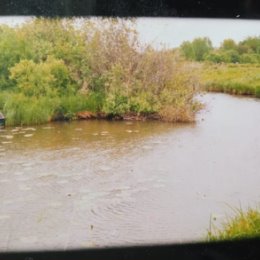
[220,39,237,51]
[180,37,213,61]
[192,38,213,61]
[239,37,260,54]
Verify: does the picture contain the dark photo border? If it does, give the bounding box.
[1,238,260,260]
[0,0,260,18]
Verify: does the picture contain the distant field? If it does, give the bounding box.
[198,63,260,98]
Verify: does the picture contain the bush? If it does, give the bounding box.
[9,56,72,97]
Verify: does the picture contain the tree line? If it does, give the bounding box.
[180,36,260,63]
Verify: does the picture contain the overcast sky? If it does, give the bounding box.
[1,16,260,48]
[136,18,260,48]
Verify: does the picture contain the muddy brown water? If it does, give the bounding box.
[0,93,260,251]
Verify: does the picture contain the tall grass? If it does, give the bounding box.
[1,92,106,126]
[0,91,9,110]
[199,63,260,97]
[207,207,260,241]
[3,93,58,126]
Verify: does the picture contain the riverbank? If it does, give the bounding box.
[0,90,200,127]
[74,104,201,123]
[75,111,162,121]
[198,63,260,98]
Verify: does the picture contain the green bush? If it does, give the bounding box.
[9,56,72,97]
[102,93,130,115]
[129,93,155,114]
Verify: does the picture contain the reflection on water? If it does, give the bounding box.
[0,93,260,251]
[0,120,186,151]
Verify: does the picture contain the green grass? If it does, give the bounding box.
[0,91,105,126]
[198,63,260,97]
[207,207,260,241]
[2,93,58,126]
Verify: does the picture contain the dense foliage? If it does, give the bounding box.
[0,18,198,126]
[180,36,260,64]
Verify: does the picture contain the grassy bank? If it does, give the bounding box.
[208,207,260,241]
[0,91,103,125]
[198,63,260,98]
[0,18,199,126]
[178,36,260,98]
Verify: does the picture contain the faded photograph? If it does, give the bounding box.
[0,17,260,251]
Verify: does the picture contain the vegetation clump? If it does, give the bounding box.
[208,208,260,241]
[0,18,199,126]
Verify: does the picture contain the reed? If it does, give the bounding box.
[207,207,260,241]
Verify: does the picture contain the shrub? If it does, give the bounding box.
[9,56,72,97]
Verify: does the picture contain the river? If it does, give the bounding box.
[0,93,260,251]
